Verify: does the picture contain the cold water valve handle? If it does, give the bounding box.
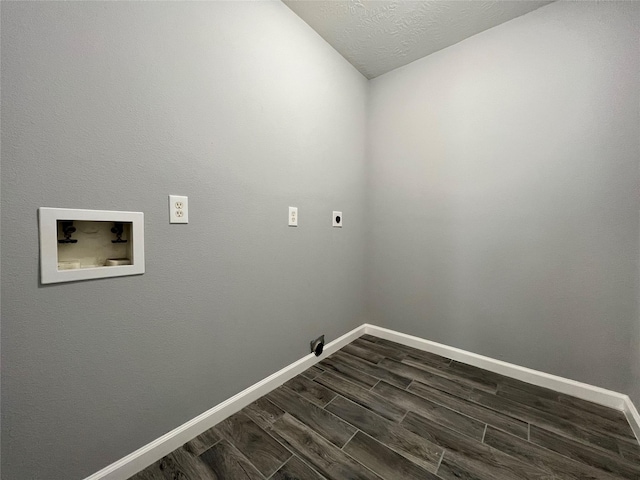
[58,221,78,244]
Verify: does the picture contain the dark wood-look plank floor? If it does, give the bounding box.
[129,335,640,480]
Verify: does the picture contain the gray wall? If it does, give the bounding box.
[633,318,640,405]
[0,2,368,479]
[367,1,640,399]
[3,1,640,479]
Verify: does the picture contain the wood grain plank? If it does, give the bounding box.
[268,413,383,480]
[343,431,442,480]
[271,456,326,480]
[499,376,562,401]
[405,380,529,439]
[200,440,263,480]
[242,397,285,430]
[373,381,486,440]
[483,425,621,480]
[266,386,356,448]
[284,375,336,407]
[374,339,451,368]
[183,426,221,456]
[468,388,622,454]
[529,424,640,479]
[301,365,324,380]
[618,439,640,463]
[498,374,629,431]
[556,394,629,424]
[401,412,551,480]
[399,357,476,398]
[332,352,412,388]
[325,395,443,471]
[351,338,407,361]
[441,361,500,393]
[314,371,407,422]
[319,355,379,388]
[215,412,292,477]
[169,447,220,480]
[496,382,636,440]
[131,449,220,480]
[436,451,552,480]
[341,343,385,364]
[360,334,380,343]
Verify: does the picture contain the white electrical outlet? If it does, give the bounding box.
[333,211,342,227]
[289,206,298,227]
[169,195,188,224]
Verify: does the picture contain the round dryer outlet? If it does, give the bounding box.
[311,335,325,356]
[332,211,342,228]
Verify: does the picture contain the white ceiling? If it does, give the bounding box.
[283,1,553,79]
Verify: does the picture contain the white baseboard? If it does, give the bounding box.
[364,324,640,444]
[85,322,639,480]
[84,324,366,480]
[624,396,640,444]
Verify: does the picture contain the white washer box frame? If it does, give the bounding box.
[39,207,145,284]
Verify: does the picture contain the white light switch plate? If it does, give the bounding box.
[289,207,298,227]
[169,195,188,224]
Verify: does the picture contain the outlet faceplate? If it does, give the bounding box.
[333,211,342,227]
[289,206,298,227]
[169,195,188,224]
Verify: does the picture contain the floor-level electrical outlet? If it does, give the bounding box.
[169,195,189,224]
[333,211,342,227]
[289,206,298,227]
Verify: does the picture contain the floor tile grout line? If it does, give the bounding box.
[278,386,367,447]
[239,396,310,463]
[410,376,625,451]
[340,428,361,451]
[264,453,294,480]
[321,352,417,395]
[357,340,453,369]
[526,423,640,470]
[210,431,273,480]
[344,427,444,478]
[319,355,382,389]
[493,383,634,438]
[340,430,409,480]
[513,423,640,476]
[384,357,488,396]
[399,380,534,441]
[293,454,331,480]
[398,409,411,425]
[434,450,445,475]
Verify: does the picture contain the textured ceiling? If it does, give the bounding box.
[283,1,553,78]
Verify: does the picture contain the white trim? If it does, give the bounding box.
[363,324,630,412]
[83,324,365,480]
[38,207,145,284]
[623,396,640,444]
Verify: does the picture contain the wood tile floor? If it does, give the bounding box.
[130,335,640,479]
